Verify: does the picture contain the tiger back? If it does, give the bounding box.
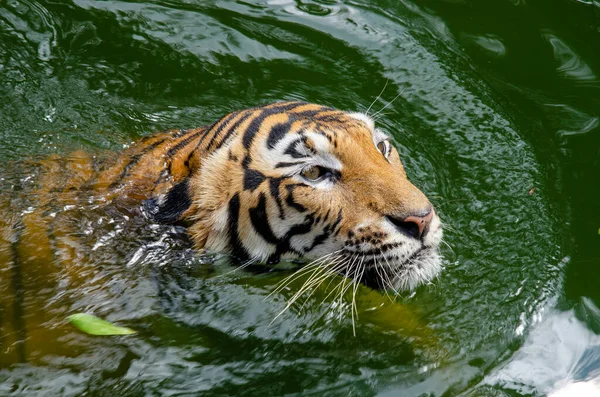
[0,125,213,364]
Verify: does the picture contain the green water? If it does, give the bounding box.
[0,0,599,395]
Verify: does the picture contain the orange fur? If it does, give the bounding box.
[0,101,442,366]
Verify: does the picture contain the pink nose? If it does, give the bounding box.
[386,208,433,240]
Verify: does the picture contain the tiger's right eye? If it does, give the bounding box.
[301,165,327,181]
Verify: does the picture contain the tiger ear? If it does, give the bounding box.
[147,178,192,225]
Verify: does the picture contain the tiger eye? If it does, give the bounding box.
[377,140,390,157]
[301,165,321,181]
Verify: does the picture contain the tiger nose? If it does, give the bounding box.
[386,207,433,240]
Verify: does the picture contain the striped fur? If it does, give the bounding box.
[0,101,442,364]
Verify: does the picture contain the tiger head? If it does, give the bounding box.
[177,102,442,291]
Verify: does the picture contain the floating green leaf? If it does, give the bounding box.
[67,313,136,336]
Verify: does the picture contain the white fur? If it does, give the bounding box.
[348,112,375,131]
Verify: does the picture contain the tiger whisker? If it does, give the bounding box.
[365,79,389,116]
[319,254,356,306]
[440,222,456,232]
[217,257,258,278]
[319,254,356,320]
[440,237,453,252]
[338,264,358,330]
[381,254,402,296]
[373,260,395,303]
[268,262,330,305]
[371,84,409,119]
[333,254,360,306]
[268,252,344,325]
[350,255,366,336]
[286,255,344,308]
[266,250,341,298]
[372,112,392,121]
[298,257,348,311]
[337,255,360,310]
[352,256,365,318]
[284,266,330,312]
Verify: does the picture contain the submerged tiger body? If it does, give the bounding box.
[0,102,442,364]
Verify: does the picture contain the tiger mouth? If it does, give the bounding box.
[338,247,440,290]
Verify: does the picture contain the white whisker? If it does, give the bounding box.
[371,84,409,119]
[299,257,348,311]
[287,255,344,308]
[365,79,389,116]
[319,254,355,305]
[374,260,394,303]
[266,250,340,298]
[350,255,366,336]
[217,257,258,278]
[268,251,344,325]
[381,254,401,295]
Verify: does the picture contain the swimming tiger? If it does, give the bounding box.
[0,101,442,364]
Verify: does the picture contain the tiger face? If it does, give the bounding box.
[179,102,443,291]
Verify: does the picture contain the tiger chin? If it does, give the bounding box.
[149,102,443,291]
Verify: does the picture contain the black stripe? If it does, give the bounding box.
[285,216,315,240]
[173,128,188,138]
[275,161,304,169]
[213,112,254,150]
[160,127,208,187]
[291,109,322,119]
[315,113,345,123]
[314,126,333,142]
[269,215,315,261]
[166,128,206,158]
[266,120,292,149]
[243,168,266,191]
[269,178,285,219]
[109,138,167,189]
[308,230,329,251]
[10,219,27,363]
[331,209,343,231]
[242,155,252,169]
[307,209,343,251]
[186,122,219,158]
[283,137,310,159]
[285,184,307,212]
[210,111,241,137]
[204,110,242,151]
[153,179,192,224]
[227,194,249,261]
[249,193,279,245]
[183,149,195,170]
[151,168,170,193]
[242,103,306,149]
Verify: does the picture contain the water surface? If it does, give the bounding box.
[1,0,599,395]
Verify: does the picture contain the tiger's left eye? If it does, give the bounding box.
[377,140,391,158]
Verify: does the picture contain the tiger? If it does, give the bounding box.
[0,101,442,365]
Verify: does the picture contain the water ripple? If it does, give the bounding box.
[544,31,599,86]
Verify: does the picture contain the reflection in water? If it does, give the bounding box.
[544,103,600,141]
[543,32,599,85]
[485,298,600,396]
[462,34,507,59]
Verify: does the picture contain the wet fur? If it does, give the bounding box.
[0,101,442,364]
